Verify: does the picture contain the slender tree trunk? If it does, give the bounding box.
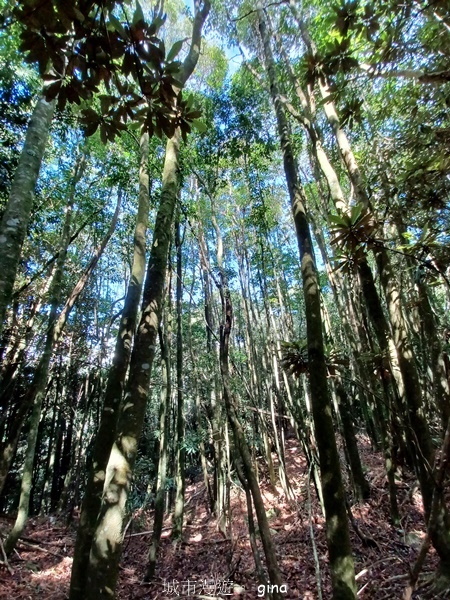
[209,206,229,535]
[39,387,60,513]
[188,237,214,509]
[258,8,356,599]
[219,268,283,597]
[52,194,121,343]
[58,377,91,516]
[260,264,294,500]
[235,457,267,586]
[146,322,171,579]
[334,379,371,501]
[172,215,186,539]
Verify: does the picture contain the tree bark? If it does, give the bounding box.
[0,96,55,338]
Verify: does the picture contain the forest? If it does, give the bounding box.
[0,0,449,598]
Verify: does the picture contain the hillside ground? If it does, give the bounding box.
[0,435,449,599]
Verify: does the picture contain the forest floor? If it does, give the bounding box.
[0,435,449,599]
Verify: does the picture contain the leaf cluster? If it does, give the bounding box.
[329,205,377,251]
[15,0,201,141]
[280,340,349,378]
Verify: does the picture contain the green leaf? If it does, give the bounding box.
[83,120,99,137]
[191,119,207,133]
[350,204,363,223]
[133,0,145,25]
[99,95,112,114]
[148,14,167,36]
[165,60,182,74]
[100,122,108,144]
[122,50,135,77]
[109,15,129,40]
[329,214,348,226]
[81,107,99,121]
[185,110,202,120]
[167,39,184,62]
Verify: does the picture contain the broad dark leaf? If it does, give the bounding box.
[166,39,184,62]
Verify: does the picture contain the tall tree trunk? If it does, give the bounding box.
[58,376,91,516]
[334,379,371,501]
[146,321,171,579]
[83,9,210,591]
[235,458,267,586]
[0,96,55,338]
[218,266,283,597]
[172,215,186,539]
[416,279,450,429]
[69,133,150,600]
[3,153,81,554]
[258,8,356,599]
